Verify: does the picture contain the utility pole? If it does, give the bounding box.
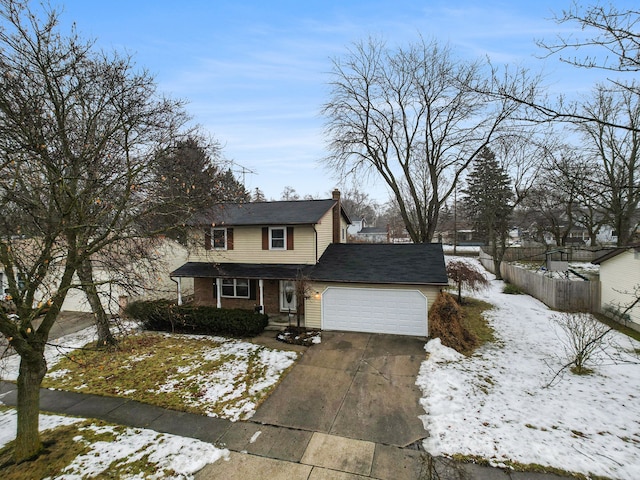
[454,184,458,255]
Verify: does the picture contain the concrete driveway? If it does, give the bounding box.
[251,331,428,447]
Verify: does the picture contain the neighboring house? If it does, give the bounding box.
[592,244,640,331]
[356,226,389,243]
[347,218,365,237]
[171,190,448,336]
[0,237,192,315]
[60,237,193,314]
[594,225,618,246]
[347,218,389,243]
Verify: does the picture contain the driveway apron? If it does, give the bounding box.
[251,331,428,447]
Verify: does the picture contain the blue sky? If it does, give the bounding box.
[52,0,632,203]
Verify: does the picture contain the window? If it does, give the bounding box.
[269,227,286,250]
[17,273,25,291]
[213,228,227,249]
[221,278,250,298]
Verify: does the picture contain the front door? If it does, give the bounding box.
[280,280,297,312]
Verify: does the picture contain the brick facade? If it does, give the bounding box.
[192,277,303,316]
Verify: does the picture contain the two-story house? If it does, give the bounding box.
[171,190,448,336]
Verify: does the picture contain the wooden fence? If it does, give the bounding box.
[479,250,601,312]
[499,246,607,263]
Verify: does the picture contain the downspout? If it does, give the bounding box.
[259,279,264,313]
[170,277,182,306]
[313,224,319,263]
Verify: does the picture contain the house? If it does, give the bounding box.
[346,217,365,237]
[0,236,193,315]
[592,244,640,331]
[347,218,389,243]
[355,226,389,243]
[170,190,448,336]
[58,237,193,314]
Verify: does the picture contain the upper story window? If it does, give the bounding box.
[269,227,286,250]
[262,226,293,250]
[213,228,227,249]
[205,227,233,251]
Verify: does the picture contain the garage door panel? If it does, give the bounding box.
[322,287,427,336]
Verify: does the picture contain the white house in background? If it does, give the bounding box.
[594,225,618,246]
[593,244,640,331]
[60,237,193,314]
[347,217,365,237]
[347,217,389,243]
[0,237,193,315]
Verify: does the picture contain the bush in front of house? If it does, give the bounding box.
[124,300,269,337]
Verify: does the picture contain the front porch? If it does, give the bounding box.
[170,262,309,329]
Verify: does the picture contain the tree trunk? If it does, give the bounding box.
[77,258,117,347]
[14,354,47,463]
[489,226,504,281]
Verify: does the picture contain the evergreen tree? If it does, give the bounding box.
[215,169,251,203]
[252,187,267,202]
[151,138,248,243]
[462,147,513,279]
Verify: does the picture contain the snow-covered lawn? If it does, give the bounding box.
[0,325,300,477]
[417,257,640,479]
[0,409,229,478]
[2,326,298,422]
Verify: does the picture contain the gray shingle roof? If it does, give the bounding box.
[191,199,349,226]
[171,262,310,279]
[310,243,448,285]
[592,243,640,264]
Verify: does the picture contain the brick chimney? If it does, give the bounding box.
[332,189,341,243]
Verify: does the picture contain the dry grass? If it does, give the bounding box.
[459,298,496,347]
[448,453,613,479]
[429,292,495,356]
[0,419,185,478]
[43,332,296,419]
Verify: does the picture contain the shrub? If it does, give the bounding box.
[429,291,477,354]
[124,300,269,337]
[502,283,522,295]
[551,312,611,377]
[446,260,489,303]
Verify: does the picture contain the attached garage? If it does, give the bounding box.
[305,243,448,337]
[322,287,428,336]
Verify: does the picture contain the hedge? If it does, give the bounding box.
[124,300,269,337]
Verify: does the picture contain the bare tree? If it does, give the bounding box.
[0,1,190,461]
[322,36,538,243]
[538,2,640,73]
[280,186,300,201]
[517,139,609,248]
[576,84,640,245]
[339,184,380,226]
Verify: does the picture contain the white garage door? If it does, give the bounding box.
[322,287,427,336]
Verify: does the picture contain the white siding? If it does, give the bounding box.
[305,281,440,334]
[321,287,427,336]
[600,249,640,327]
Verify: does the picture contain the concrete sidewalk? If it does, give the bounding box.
[0,381,569,479]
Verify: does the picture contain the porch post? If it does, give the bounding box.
[259,279,264,313]
[216,277,222,309]
[176,278,183,306]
